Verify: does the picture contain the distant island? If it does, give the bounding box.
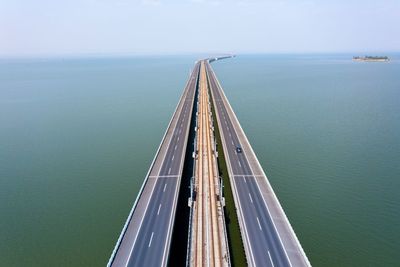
[353,56,390,62]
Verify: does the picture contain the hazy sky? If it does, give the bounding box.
[1,0,399,56]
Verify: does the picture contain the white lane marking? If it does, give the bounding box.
[268,251,275,267]
[233,174,264,177]
[148,232,154,247]
[231,141,234,145]
[229,133,231,137]
[149,175,179,178]
[157,204,162,215]
[257,217,262,231]
[244,178,247,184]
[238,161,242,168]
[174,145,177,150]
[172,155,174,161]
[249,193,253,203]
[168,167,171,175]
[163,183,167,192]
[177,136,180,141]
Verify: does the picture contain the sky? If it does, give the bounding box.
[0,0,399,56]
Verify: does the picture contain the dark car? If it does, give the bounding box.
[236,146,242,153]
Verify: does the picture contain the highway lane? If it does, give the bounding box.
[109,62,200,267]
[206,61,310,267]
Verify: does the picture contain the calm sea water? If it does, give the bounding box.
[1,54,399,266]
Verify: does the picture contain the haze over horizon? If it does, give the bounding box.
[1,0,399,57]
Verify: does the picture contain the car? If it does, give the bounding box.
[236,146,242,153]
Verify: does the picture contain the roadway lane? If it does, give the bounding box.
[109,62,200,267]
[206,61,310,267]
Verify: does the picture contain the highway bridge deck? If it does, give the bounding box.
[206,60,310,267]
[108,62,200,267]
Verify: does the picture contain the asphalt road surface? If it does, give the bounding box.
[109,62,200,267]
[206,61,310,267]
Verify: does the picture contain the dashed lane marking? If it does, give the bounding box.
[257,217,262,231]
[148,232,154,247]
[268,251,275,267]
[233,174,265,178]
[149,175,179,179]
[157,204,162,215]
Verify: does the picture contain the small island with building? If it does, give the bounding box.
[353,56,390,62]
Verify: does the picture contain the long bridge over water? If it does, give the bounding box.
[108,57,311,267]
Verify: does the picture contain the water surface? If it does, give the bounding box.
[1,54,399,266]
[213,54,400,266]
[0,56,197,266]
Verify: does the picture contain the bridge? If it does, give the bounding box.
[108,57,310,267]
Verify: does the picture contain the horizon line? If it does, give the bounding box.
[1,50,400,60]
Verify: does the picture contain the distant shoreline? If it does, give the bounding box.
[353,56,390,62]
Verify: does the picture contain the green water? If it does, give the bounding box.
[1,55,399,266]
[0,56,197,266]
[212,55,400,266]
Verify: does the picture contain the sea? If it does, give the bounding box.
[1,54,399,266]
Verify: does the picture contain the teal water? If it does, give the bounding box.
[1,55,399,266]
[0,56,197,266]
[212,54,400,266]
